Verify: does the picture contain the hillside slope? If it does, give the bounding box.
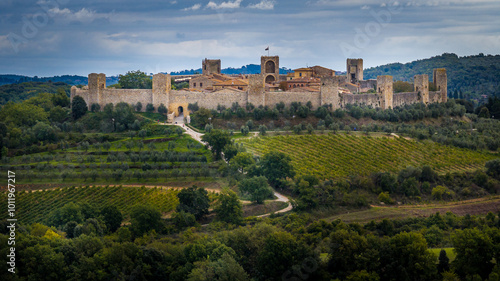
[364,53,500,98]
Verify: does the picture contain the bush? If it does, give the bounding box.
[146,103,154,112]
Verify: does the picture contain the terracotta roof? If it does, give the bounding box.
[213,79,248,86]
[293,67,313,72]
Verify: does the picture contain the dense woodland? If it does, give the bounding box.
[364,53,500,100]
[1,70,500,280]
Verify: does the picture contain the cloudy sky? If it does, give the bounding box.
[0,0,499,76]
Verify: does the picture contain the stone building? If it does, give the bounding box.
[202,59,221,75]
[347,58,363,83]
[71,57,447,120]
[261,56,280,83]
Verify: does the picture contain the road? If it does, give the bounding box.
[167,116,293,217]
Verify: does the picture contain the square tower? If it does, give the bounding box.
[377,75,393,109]
[261,56,280,84]
[202,59,221,75]
[346,58,363,84]
[414,74,429,104]
[433,68,447,103]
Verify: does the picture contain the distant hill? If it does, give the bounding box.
[0,75,119,86]
[364,53,500,98]
[169,64,292,75]
[0,81,72,105]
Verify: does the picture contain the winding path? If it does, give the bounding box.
[168,117,293,217]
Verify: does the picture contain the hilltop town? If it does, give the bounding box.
[71,56,448,122]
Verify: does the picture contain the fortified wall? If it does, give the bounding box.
[71,69,447,118]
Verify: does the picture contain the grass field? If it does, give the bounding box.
[237,134,497,180]
[324,196,500,223]
[429,248,456,262]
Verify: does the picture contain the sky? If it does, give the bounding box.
[0,0,499,77]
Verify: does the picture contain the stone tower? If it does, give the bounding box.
[152,73,171,111]
[202,59,221,75]
[261,56,279,84]
[433,68,447,103]
[88,73,106,107]
[248,74,265,107]
[414,74,429,104]
[377,75,393,109]
[346,59,363,84]
[320,77,340,109]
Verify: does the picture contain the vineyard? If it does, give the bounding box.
[237,134,498,180]
[0,134,220,184]
[0,185,180,225]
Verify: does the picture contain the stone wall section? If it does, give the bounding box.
[71,67,448,118]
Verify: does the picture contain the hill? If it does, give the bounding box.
[237,134,497,180]
[0,74,119,86]
[364,53,500,99]
[0,81,72,105]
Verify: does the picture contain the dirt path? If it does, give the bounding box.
[162,121,293,217]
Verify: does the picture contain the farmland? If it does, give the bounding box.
[237,134,497,180]
[0,185,180,225]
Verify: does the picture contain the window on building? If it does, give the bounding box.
[200,83,203,87]
[194,83,197,87]
[299,73,302,77]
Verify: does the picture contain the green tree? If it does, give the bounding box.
[129,205,162,236]
[229,152,255,173]
[259,151,296,188]
[452,228,494,279]
[21,244,68,281]
[238,176,273,204]
[71,95,87,120]
[187,252,250,281]
[100,205,123,233]
[177,185,210,220]
[438,249,450,273]
[201,129,232,160]
[379,231,437,281]
[158,103,168,114]
[215,189,243,224]
[118,70,152,89]
[257,231,312,280]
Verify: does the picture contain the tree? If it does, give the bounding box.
[129,205,162,236]
[146,103,155,112]
[201,129,232,160]
[259,151,295,188]
[379,231,437,281]
[52,87,70,107]
[118,70,152,89]
[257,231,312,280]
[452,228,494,279]
[486,159,500,180]
[158,103,168,114]
[229,152,255,173]
[135,102,143,112]
[238,176,273,204]
[177,185,210,220]
[438,249,450,273]
[71,95,87,120]
[187,252,249,281]
[215,189,243,224]
[91,103,101,112]
[100,205,123,233]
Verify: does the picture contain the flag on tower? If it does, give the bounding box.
[265,46,269,51]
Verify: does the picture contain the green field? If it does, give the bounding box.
[429,248,456,262]
[237,134,497,180]
[0,185,180,225]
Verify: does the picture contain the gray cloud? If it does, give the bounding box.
[0,0,498,76]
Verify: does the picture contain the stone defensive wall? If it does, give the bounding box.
[71,69,447,118]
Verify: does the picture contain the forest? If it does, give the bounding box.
[364,53,500,100]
